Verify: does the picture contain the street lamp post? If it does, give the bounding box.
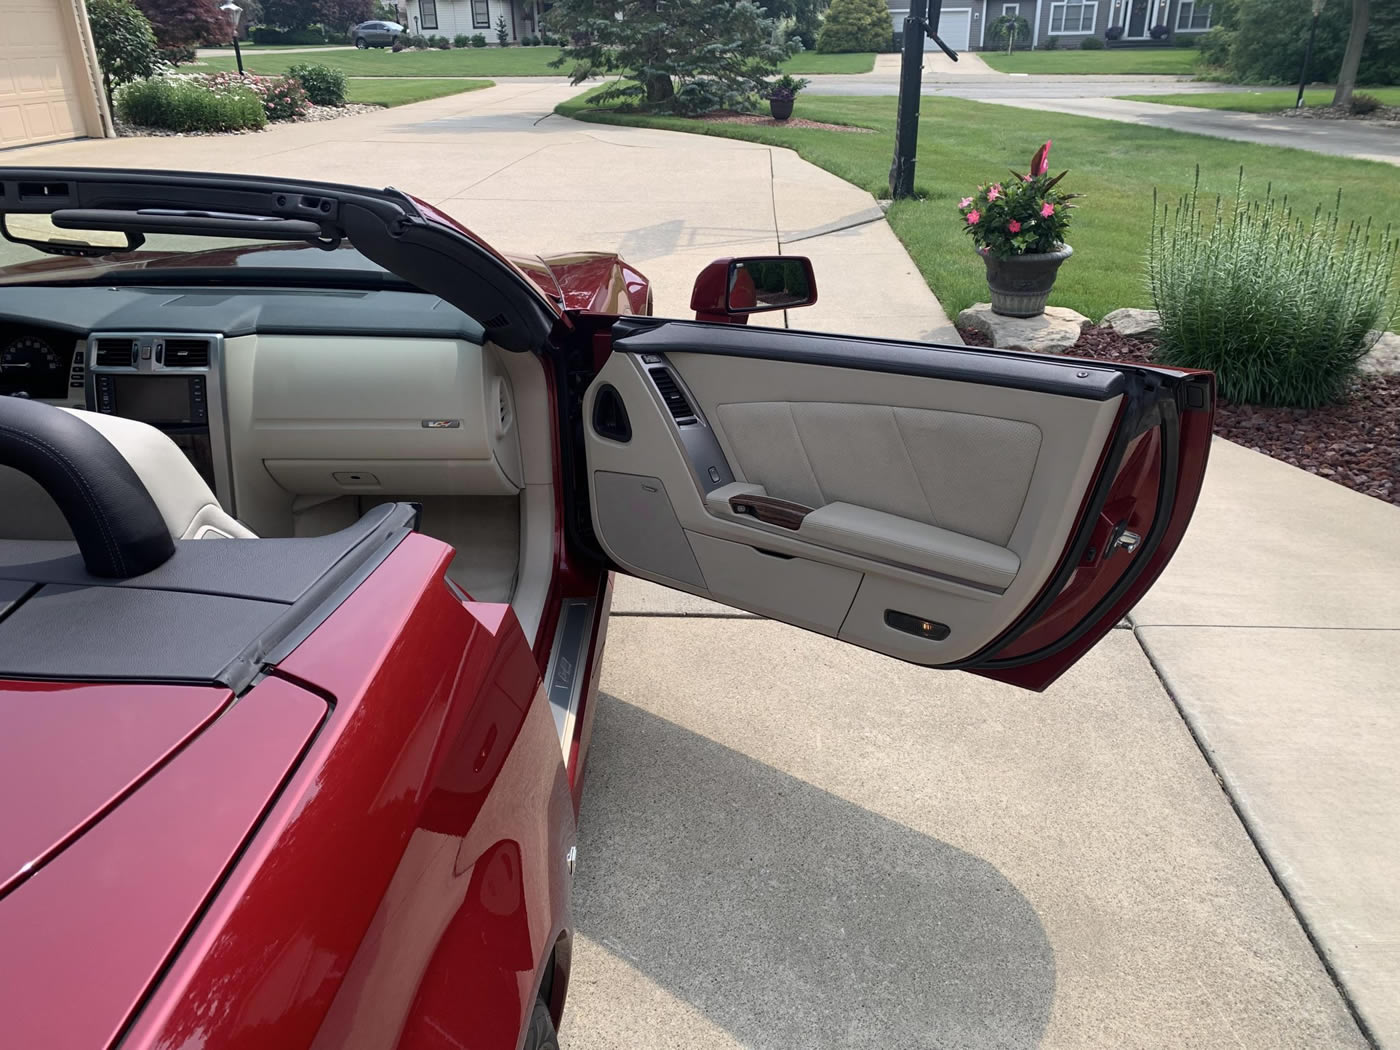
[219,1,245,76]
[1295,0,1326,108]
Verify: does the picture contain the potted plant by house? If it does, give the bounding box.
[765,74,809,121]
[958,140,1078,318]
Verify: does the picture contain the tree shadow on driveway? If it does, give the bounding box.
[572,694,1055,1049]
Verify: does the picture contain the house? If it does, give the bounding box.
[399,0,548,40]
[0,0,113,149]
[888,0,1212,52]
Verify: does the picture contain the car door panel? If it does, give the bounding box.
[580,320,1211,689]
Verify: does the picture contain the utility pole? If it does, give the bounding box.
[889,0,955,199]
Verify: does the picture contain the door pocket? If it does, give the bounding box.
[685,531,860,634]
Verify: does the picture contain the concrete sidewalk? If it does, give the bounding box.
[1133,438,1400,1047]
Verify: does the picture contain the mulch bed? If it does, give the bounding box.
[1282,102,1400,126]
[959,323,1400,506]
[694,111,875,133]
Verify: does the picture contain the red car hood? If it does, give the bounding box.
[0,678,325,1048]
[0,241,650,315]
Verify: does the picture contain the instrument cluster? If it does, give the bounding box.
[0,326,80,400]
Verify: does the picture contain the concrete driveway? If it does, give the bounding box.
[0,81,1375,1047]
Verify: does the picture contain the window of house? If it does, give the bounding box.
[1049,1,1097,32]
[419,0,437,28]
[1175,1,1211,30]
[472,0,490,27]
[1003,3,1019,13]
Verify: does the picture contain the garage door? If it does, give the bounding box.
[0,0,87,148]
[933,8,973,51]
[889,6,974,52]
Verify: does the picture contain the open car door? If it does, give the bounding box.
[577,317,1214,691]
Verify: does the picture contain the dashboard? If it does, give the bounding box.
[0,285,523,538]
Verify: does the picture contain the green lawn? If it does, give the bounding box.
[782,52,876,74]
[198,45,869,78]
[198,46,569,77]
[1118,86,1400,112]
[979,48,1204,75]
[237,42,350,50]
[346,77,493,106]
[556,90,1400,320]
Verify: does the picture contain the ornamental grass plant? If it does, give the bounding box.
[1149,169,1398,408]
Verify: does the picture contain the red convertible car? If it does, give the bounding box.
[0,168,1214,1050]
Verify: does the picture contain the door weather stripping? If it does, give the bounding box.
[545,597,595,756]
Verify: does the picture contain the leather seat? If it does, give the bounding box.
[0,405,254,543]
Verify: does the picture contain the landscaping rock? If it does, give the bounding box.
[1360,331,1400,376]
[1102,307,1161,338]
[956,303,1090,354]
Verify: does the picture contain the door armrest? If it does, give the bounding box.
[799,503,1019,592]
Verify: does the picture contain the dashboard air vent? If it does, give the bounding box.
[648,367,697,425]
[164,338,210,368]
[95,338,137,367]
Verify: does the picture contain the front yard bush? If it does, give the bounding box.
[453,33,472,47]
[88,0,161,105]
[287,63,347,105]
[816,0,890,53]
[203,71,308,119]
[471,33,487,47]
[1079,35,1104,49]
[1149,172,1399,407]
[116,76,267,131]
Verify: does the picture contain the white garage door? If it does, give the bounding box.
[0,0,87,148]
[889,6,974,52]
[933,8,973,51]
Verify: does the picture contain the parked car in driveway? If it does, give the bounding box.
[350,19,403,47]
[0,166,1216,1049]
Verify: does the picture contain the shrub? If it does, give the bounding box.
[496,12,510,45]
[405,33,427,47]
[425,34,443,46]
[816,0,889,52]
[287,63,347,105]
[1196,25,1232,66]
[391,38,405,50]
[1103,25,1122,41]
[434,35,451,48]
[88,0,162,105]
[116,76,267,132]
[1149,23,1170,39]
[1079,35,1104,49]
[1043,35,1060,49]
[202,71,309,119]
[453,33,471,47]
[1149,172,1399,408]
[1350,92,1383,115]
[249,26,327,45]
[470,33,487,47]
[158,44,197,65]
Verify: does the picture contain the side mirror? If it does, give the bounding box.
[691,256,817,324]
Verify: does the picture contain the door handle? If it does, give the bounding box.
[729,494,814,530]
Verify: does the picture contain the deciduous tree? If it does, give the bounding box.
[1333,0,1369,108]
[133,0,226,48]
[87,0,161,106]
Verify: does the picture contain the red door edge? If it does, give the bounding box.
[960,368,1215,691]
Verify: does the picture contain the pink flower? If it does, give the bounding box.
[959,197,973,209]
[966,210,981,225]
[988,184,1002,201]
[1008,220,1022,233]
[1041,202,1055,218]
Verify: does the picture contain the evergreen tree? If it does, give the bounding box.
[546,0,792,114]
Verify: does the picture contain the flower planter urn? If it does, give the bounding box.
[979,244,1073,318]
[768,97,794,121]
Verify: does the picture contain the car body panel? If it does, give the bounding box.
[116,534,578,1050]
[0,681,232,893]
[0,677,325,1049]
